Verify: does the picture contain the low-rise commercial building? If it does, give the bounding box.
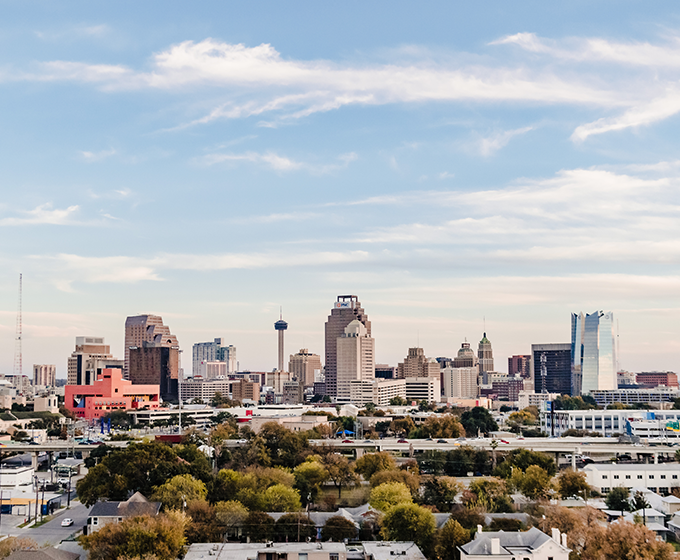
[543,408,680,438]
[350,379,406,406]
[590,387,678,406]
[583,463,680,495]
[404,377,440,403]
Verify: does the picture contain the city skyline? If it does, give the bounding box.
[1,3,680,376]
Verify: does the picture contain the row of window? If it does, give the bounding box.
[601,474,677,480]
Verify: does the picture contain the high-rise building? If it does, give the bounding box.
[33,364,56,387]
[336,319,375,402]
[375,364,396,379]
[508,355,531,378]
[67,337,123,386]
[124,315,179,379]
[442,342,479,399]
[288,349,322,388]
[274,313,288,372]
[478,333,494,380]
[231,378,259,402]
[192,338,236,377]
[324,295,371,397]
[128,344,180,402]
[571,311,616,395]
[397,348,440,379]
[532,343,571,395]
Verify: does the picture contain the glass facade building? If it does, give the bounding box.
[531,343,572,395]
[571,311,616,395]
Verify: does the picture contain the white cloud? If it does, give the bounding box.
[476,126,534,155]
[79,148,117,161]
[0,204,80,226]
[196,150,357,174]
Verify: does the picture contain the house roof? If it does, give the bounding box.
[460,528,568,556]
[6,548,79,560]
[363,542,426,560]
[89,492,161,518]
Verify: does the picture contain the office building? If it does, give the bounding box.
[274,313,288,372]
[336,320,375,401]
[508,355,531,378]
[231,379,259,402]
[478,333,494,381]
[492,376,524,401]
[67,337,123,386]
[282,381,304,405]
[396,347,440,379]
[637,372,679,388]
[350,378,406,406]
[128,344,179,402]
[375,364,396,379]
[583,463,680,496]
[442,342,479,399]
[124,315,179,379]
[324,295,371,397]
[192,338,236,377]
[265,370,292,393]
[404,377,440,403]
[65,368,160,421]
[571,311,616,395]
[196,361,227,380]
[180,378,232,403]
[288,349,322,388]
[531,343,571,395]
[590,387,678,406]
[517,391,559,410]
[617,371,637,387]
[32,364,56,388]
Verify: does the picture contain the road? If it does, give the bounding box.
[14,502,90,546]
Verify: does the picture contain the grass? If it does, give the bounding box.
[30,516,52,528]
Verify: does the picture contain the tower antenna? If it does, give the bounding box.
[616,319,621,372]
[13,273,22,378]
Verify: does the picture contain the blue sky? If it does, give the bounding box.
[2,2,680,377]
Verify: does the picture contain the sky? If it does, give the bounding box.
[1,1,680,378]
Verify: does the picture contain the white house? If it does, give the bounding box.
[460,527,570,560]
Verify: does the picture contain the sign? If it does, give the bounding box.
[334,301,352,309]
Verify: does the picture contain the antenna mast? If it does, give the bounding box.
[13,274,22,378]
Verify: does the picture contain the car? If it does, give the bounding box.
[500,440,510,444]
[28,441,40,446]
[57,478,70,486]
[61,518,73,527]
[364,439,374,443]
[397,439,408,443]
[341,439,354,443]
[425,438,434,441]
[437,439,447,444]
[236,439,248,444]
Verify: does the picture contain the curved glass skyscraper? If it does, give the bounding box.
[571,311,616,395]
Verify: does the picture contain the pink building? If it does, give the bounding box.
[65,368,160,421]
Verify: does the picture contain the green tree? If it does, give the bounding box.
[321,516,357,542]
[101,410,132,429]
[389,396,407,406]
[185,501,221,543]
[449,509,485,530]
[464,478,512,512]
[242,511,275,542]
[605,487,631,514]
[322,453,358,499]
[151,474,207,510]
[422,477,461,512]
[293,459,329,505]
[214,500,249,538]
[556,469,590,499]
[493,448,556,478]
[79,511,188,560]
[460,407,498,437]
[275,513,315,542]
[262,484,301,512]
[434,519,471,560]
[370,469,420,495]
[355,452,397,480]
[415,415,464,439]
[513,465,552,500]
[369,482,413,512]
[381,503,436,555]
[391,417,416,436]
[632,490,650,512]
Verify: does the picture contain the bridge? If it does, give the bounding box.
[0,441,128,469]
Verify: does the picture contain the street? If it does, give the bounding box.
[2,502,90,546]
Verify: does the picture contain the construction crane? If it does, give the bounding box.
[13,273,22,378]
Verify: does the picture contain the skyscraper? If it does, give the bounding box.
[124,315,179,379]
[442,342,479,399]
[324,295,371,397]
[289,349,322,388]
[571,311,616,395]
[274,313,288,372]
[508,355,531,378]
[336,320,375,401]
[33,364,56,387]
[478,333,494,382]
[192,338,236,376]
[129,344,180,402]
[67,336,123,386]
[531,343,571,395]
[396,348,440,379]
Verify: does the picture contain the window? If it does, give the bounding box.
[602,475,608,479]
[625,475,631,479]
[661,475,666,480]
[92,518,98,526]
[330,555,339,560]
[650,475,655,479]
[673,475,678,480]
[614,475,619,480]
[638,475,643,479]
[299,555,308,560]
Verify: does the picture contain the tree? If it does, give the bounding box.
[465,478,508,511]
[513,465,552,500]
[556,469,590,499]
[449,509,485,530]
[321,516,357,542]
[415,415,464,439]
[588,519,673,560]
[0,538,38,559]
[422,477,461,512]
[185,501,221,543]
[242,511,275,542]
[389,396,407,406]
[632,490,650,512]
[262,484,302,512]
[381,503,436,555]
[493,448,556,478]
[460,407,498,437]
[390,417,416,436]
[293,459,329,505]
[355,452,397,480]
[434,519,470,560]
[275,513,315,542]
[369,482,413,512]
[605,486,630,514]
[151,474,207,510]
[79,511,188,560]
[214,500,249,539]
[322,453,358,499]
[370,469,420,495]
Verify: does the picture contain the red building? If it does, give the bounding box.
[636,371,679,388]
[65,368,161,421]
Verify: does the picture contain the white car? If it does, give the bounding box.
[61,518,73,527]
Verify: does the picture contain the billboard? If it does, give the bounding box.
[334,301,353,309]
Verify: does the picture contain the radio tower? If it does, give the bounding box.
[13,274,22,378]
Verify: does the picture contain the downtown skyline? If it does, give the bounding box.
[1,2,680,375]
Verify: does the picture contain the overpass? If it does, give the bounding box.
[0,441,128,469]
